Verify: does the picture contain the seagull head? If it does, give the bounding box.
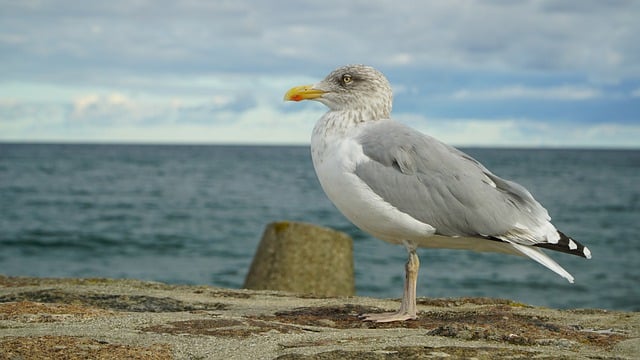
[284,64,393,120]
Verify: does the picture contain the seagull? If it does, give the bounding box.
[284,65,591,322]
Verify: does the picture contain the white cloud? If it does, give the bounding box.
[71,92,137,121]
[2,1,639,82]
[384,53,414,66]
[3,91,636,148]
[396,113,640,148]
[398,114,531,146]
[578,123,640,148]
[450,85,603,101]
[0,83,316,143]
[0,1,638,146]
[211,95,234,107]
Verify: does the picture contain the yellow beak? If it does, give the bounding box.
[283,85,326,102]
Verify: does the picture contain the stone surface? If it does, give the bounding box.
[244,221,355,297]
[1,276,638,359]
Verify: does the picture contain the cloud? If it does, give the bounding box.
[0,99,321,145]
[396,113,640,148]
[0,1,638,147]
[450,85,603,101]
[2,1,639,82]
[2,89,637,148]
[576,122,640,148]
[72,93,134,119]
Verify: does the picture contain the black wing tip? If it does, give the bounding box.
[534,231,592,259]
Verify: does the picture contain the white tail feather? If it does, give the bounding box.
[509,243,575,283]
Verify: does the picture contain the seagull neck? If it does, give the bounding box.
[322,108,388,129]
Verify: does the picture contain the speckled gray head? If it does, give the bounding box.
[284,64,393,119]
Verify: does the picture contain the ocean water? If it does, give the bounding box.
[0,143,638,311]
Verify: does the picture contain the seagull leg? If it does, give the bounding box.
[360,242,419,322]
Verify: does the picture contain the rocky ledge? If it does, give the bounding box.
[0,275,637,359]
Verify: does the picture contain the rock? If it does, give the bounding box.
[613,338,640,359]
[0,275,638,360]
[244,221,355,297]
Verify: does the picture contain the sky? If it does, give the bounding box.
[1,0,639,148]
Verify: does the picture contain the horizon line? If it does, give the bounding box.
[1,140,638,151]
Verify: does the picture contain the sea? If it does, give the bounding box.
[1,143,638,311]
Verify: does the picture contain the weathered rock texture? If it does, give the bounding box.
[1,275,638,359]
[244,221,355,297]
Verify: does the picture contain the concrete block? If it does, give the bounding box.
[244,221,355,296]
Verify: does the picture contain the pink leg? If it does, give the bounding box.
[360,243,419,322]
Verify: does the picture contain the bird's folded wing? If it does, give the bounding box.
[354,120,556,245]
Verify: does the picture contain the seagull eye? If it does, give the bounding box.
[341,74,352,84]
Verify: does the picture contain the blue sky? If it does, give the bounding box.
[1,1,639,147]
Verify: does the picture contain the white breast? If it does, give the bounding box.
[311,119,435,244]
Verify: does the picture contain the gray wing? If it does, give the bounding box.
[354,120,552,244]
